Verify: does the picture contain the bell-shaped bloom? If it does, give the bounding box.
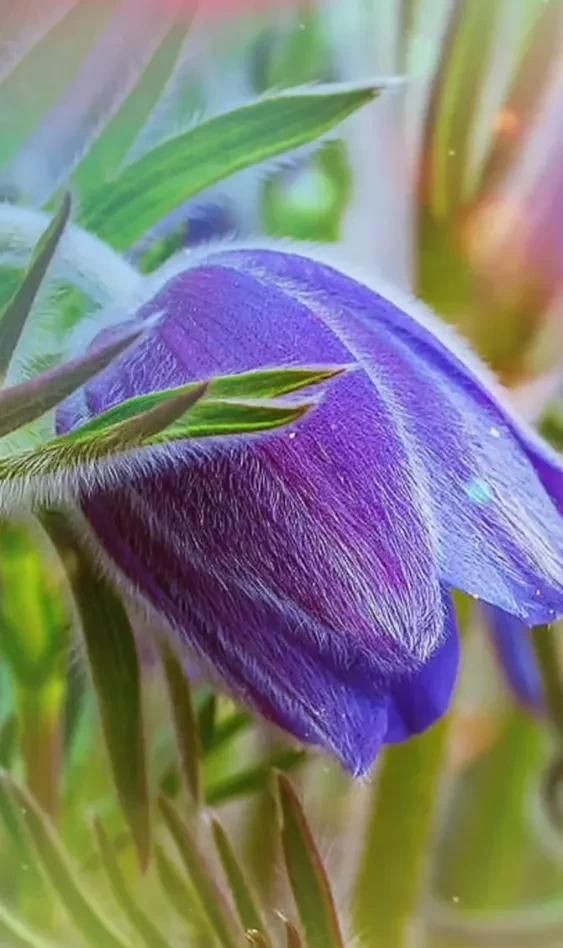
[482,605,545,714]
[57,248,563,774]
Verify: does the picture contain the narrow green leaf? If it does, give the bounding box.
[154,843,214,940]
[95,820,169,948]
[160,641,201,805]
[277,773,344,948]
[159,795,245,948]
[0,194,70,381]
[208,365,348,402]
[2,773,132,948]
[80,83,382,248]
[285,921,305,948]
[0,900,58,948]
[206,750,304,806]
[0,714,18,768]
[74,25,188,192]
[211,819,271,944]
[40,512,150,868]
[197,694,217,753]
[204,709,249,757]
[67,364,345,438]
[0,325,143,438]
[0,398,311,487]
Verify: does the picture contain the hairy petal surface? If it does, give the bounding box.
[58,261,450,770]
[209,249,563,623]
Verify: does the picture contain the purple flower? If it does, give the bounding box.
[482,606,545,715]
[57,249,563,774]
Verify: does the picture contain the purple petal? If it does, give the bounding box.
[57,260,451,771]
[385,593,460,743]
[208,249,563,623]
[482,605,545,714]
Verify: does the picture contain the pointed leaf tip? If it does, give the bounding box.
[0,193,71,382]
[211,819,272,945]
[158,795,245,948]
[277,773,344,948]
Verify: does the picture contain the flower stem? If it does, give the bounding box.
[353,719,450,947]
[532,625,563,735]
[19,677,64,820]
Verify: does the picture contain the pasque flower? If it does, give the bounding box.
[57,248,563,774]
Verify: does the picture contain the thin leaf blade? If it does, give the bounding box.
[95,820,169,948]
[0,193,71,381]
[212,819,272,945]
[277,773,344,948]
[160,640,201,805]
[2,773,131,948]
[159,795,245,948]
[80,83,382,248]
[0,325,143,438]
[40,513,150,869]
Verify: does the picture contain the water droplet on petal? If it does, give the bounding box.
[465,477,493,505]
[489,426,501,438]
[288,432,297,440]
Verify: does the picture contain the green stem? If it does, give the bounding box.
[353,719,450,947]
[532,625,563,735]
[19,678,64,820]
[435,709,543,910]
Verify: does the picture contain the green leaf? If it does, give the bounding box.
[159,795,245,948]
[80,82,382,248]
[2,773,132,948]
[0,397,311,489]
[74,25,188,193]
[0,900,58,948]
[197,694,218,753]
[353,723,450,947]
[154,843,215,941]
[0,714,18,768]
[277,773,344,948]
[0,194,70,382]
[204,709,249,757]
[68,364,346,438]
[285,921,305,948]
[40,512,150,869]
[206,750,304,806]
[0,324,142,439]
[212,819,272,946]
[160,640,201,805]
[95,820,169,948]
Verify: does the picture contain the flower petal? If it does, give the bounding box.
[385,592,460,743]
[60,262,445,671]
[209,249,563,623]
[482,605,545,714]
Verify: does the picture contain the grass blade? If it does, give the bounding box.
[159,795,245,948]
[0,900,58,948]
[206,750,305,806]
[2,773,131,948]
[80,83,382,249]
[277,773,344,948]
[0,193,70,381]
[154,843,214,941]
[160,640,201,805]
[212,819,272,946]
[285,921,305,948]
[40,513,150,868]
[95,820,169,948]
[0,325,142,438]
